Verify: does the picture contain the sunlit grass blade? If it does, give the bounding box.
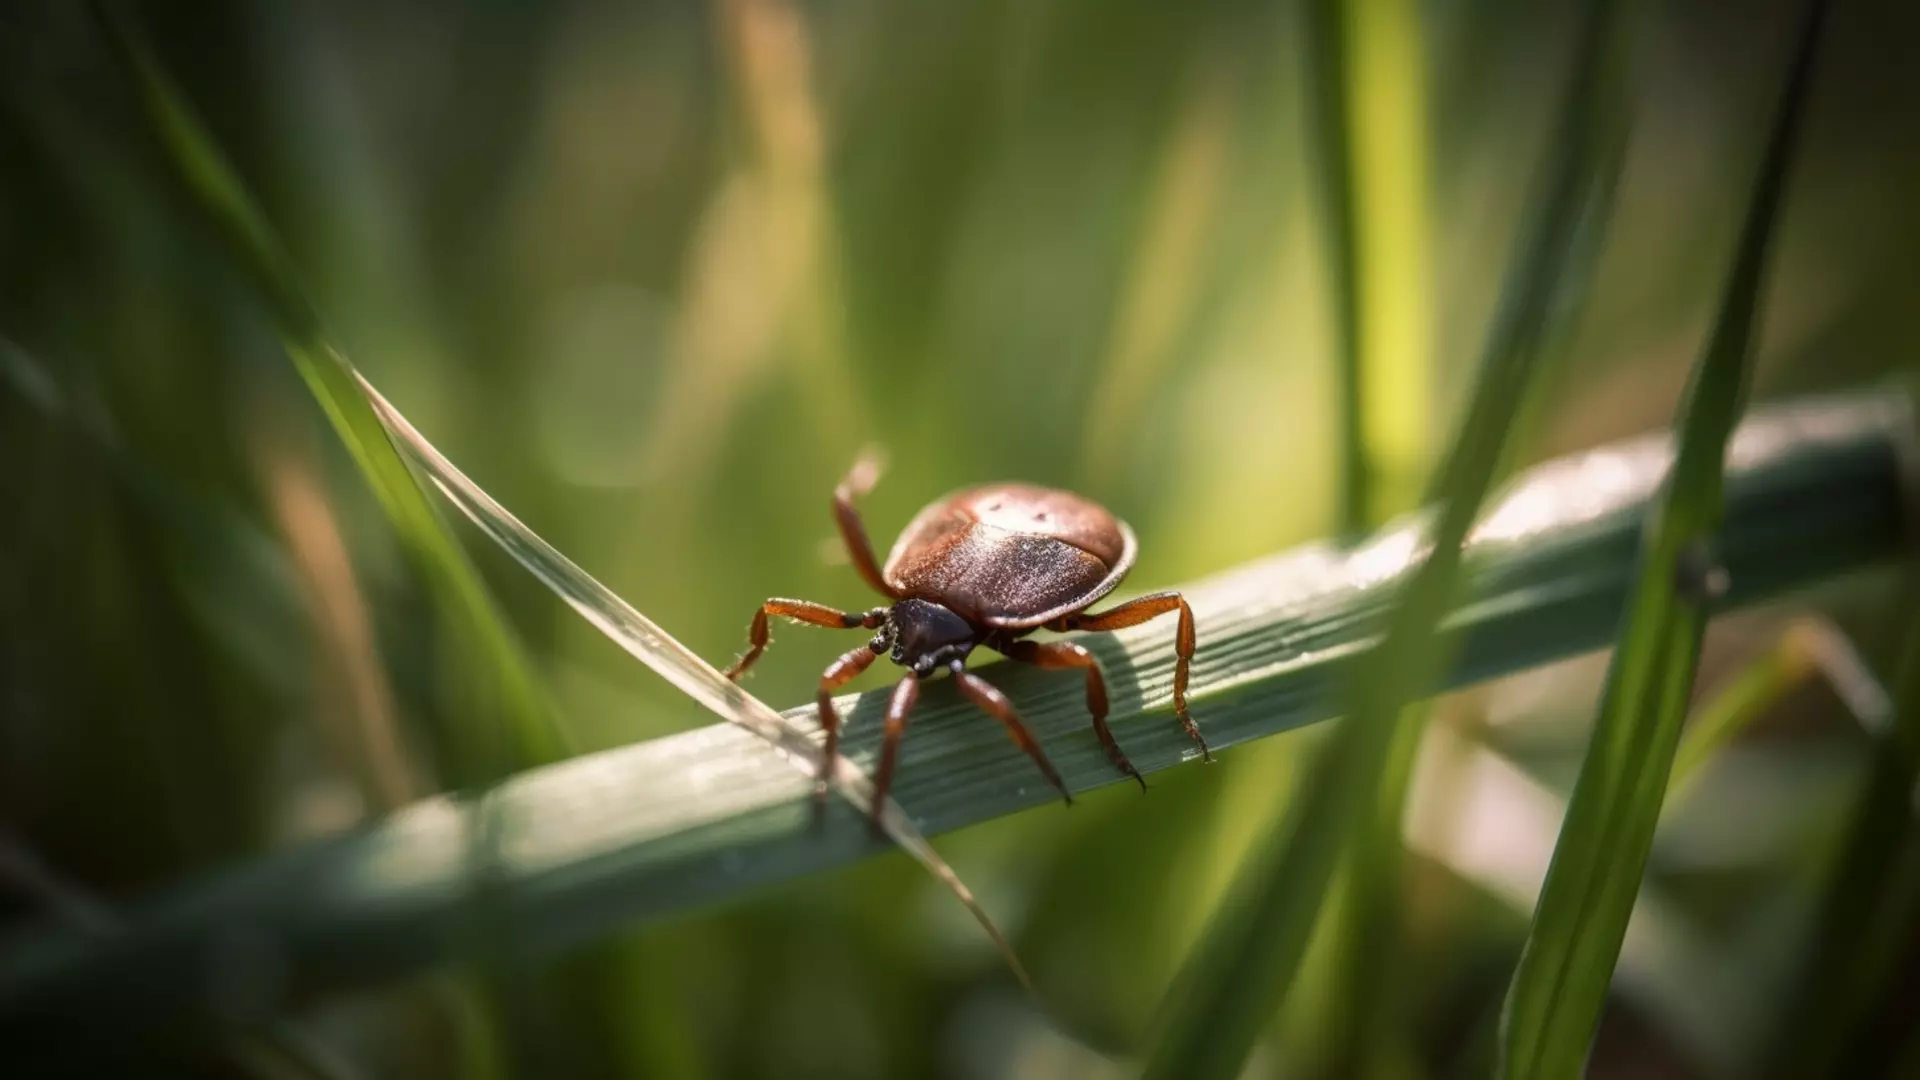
[1305,0,1432,538]
[1140,3,1632,1076]
[356,377,1032,989]
[1302,0,1366,538]
[1496,2,1834,1076]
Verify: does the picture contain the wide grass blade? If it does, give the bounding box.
[1,387,1905,1066]
[1138,1,1631,1076]
[1496,2,1834,1076]
[0,387,1907,1064]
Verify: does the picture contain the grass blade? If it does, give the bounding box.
[1139,2,1631,1076]
[1317,3,1634,1073]
[1305,0,1433,538]
[1665,618,1889,803]
[1303,0,1366,537]
[95,4,561,785]
[0,387,1907,1064]
[1496,2,1834,1075]
[1662,633,1808,798]
[356,378,1031,988]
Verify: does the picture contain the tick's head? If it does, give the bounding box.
[874,599,977,677]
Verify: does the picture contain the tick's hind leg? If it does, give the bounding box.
[952,665,1071,806]
[1004,640,1143,790]
[722,598,884,681]
[1059,591,1209,761]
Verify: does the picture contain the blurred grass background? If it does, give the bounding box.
[3,0,1919,1077]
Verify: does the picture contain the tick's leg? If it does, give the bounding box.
[1004,640,1142,790]
[723,598,884,681]
[952,666,1071,806]
[834,456,900,600]
[869,674,921,832]
[1062,591,1209,761]
[814,644,881,804]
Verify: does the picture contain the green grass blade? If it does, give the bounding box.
[1306,0,1433,538]
[1663,634,1807,798]
[1302,0,1435,1046]
[1,387,1905,1066]
[1319,4,1638,1073]
[1662,617,1892,804]
[94,5,563,784]
[1140,2,1630,1076]
[1303,0,1366,537]
[1496,3,1834,1076]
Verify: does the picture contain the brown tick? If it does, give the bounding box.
[722,460,1209,826]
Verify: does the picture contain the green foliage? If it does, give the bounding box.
[96,2,564,787]
[1141,2,1632,1076]
[1497,2,1834,1075]
[3,0,1917,1076]
[0,390,1907,1063]
[1769,548,1920,1075]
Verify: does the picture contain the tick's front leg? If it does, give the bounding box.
[722,598,884,681]
[868,674,922,832]
[814,643,881,805]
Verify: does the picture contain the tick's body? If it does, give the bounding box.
[723,463,1208,824]
[884,484,1133,627]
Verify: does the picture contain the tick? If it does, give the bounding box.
[722,459,1210,826]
